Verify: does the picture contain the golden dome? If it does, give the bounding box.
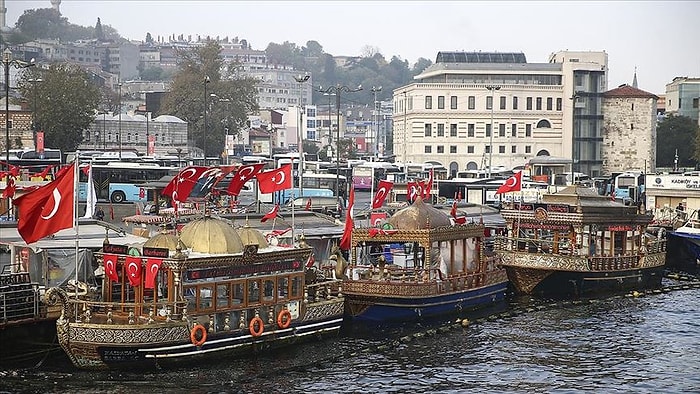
[388,196,451,230]
[143,231,179,251]
[180,217,243,254]
[237,225,269,249]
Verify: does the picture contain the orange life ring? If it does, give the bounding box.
[249,316,264,337]
[277,309,292,329]
[190,324,207,347]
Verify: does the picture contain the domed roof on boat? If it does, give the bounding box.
[143,230,178,251]
[388,196,452,229]
[237,223,269,249]
[180,216,243,254]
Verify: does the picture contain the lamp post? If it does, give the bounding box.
[28,77,42,141]
[485,85,501,178]
[371,86,382,157]
[402,91,407,177]
[145,111,150,156]
[318,84,362,199]
[570,92,580,185]
[324,92,335,147]
[118,81,122,160]
[293,74,309,197]
[203,75,210,163]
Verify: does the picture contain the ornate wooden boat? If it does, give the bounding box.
[46,216,344,370]
[342,197,508,323]
[495,185,666,296]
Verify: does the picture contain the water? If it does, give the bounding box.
[2,285,698,394]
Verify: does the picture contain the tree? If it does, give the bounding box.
[15,8,67,40]
[160,41,259,157]
[145,32,154,44]
[18,65,102,152]
[656,115,699,168]
[94,17,104,41]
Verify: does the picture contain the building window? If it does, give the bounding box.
[467,123,475,137]
[526,124,532,137]
[525,145,532,154]
[511,146,517,154]
[631,123,634,130]
[438,96,445,109]
[437,124,444,137]
[467,146,474,154]
[450,145,457,154]
[486,124,491,137]
[536,97,542,110]
[425,96,432,109]
[500,96,506,110]
[451,96,457,109]
[536,119,551,128]
[486,96,493,110]
[546,97,553,111]
[499,146,506,154]
[632,103,635,111]
[468,96,475,110]
[424,124,432,137]
[485,146,491,154]
[499,124,506,137]
[693,98,699,108]
[437,145,444,154]
[450,124,457,137]
[556,98,562,111]
[424,145,432,153]
[526,97,533,110]
[513,96,518,110]
[511,124,517,137]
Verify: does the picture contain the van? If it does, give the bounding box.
[288,196,343,217]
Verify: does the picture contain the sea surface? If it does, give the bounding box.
[1,282,698,394]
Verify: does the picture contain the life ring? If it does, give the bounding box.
[277,309,292,329]
[190,324,207,347]
[249,316,264,337]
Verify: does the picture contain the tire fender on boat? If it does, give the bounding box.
[190,324,207,347]
[277,309,292,329]
[249,316,265,337]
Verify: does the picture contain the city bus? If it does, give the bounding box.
[79,162,178,203]
[258,172,347,206]
[352,162,401,191]
[4,148,62,180]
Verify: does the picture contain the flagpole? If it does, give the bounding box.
[73,152,80,315]
[370,167,374,212]
[291,189,295,245]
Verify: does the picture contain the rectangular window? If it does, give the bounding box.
[499,124,506,137]
[511,124,517,137]
[536,97,542,110]
[486,96,493,110]
[546,97,553,111]
[631,123,634,130]
[437,145,444,153]
[467,123,475,137]
[437,96,445,109]
[499,146,506,154]
[437,124,444,137]
[556,98,562,111]
[513,96,518,110]
[451,96,457,109]
[450,124,458,137]
[485,146,491,154]
[424,124,432,137]
[500,96,506,110]
[486,124,491,137]
[526,124,532,137]
[450,145,457,154]
[511,146,517,154]
[693,98,699,108]
[467,146,474,153]
[525,146,531,154]
[468,96,475,110]
[526,97,533,110]
[424,145,432,153]
[425,96,432,109]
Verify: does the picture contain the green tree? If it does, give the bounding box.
[18,65,102,152]
[160,41,259,157]
[656,115,699,168]
[15,8,67,40]
[94,17,104,41]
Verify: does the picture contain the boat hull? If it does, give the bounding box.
[0,317,62,368]
[666,232,700,274]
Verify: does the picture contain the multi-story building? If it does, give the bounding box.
[392,50,608,178]
[665,77,700,123]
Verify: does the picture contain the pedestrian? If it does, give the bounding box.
[676,202,685,212]
[95,206,105,221]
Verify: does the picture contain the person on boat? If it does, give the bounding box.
[677,202,685,212]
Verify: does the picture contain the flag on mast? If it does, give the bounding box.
[82,163,97,219]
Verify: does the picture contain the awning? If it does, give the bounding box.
[0,221,149,251]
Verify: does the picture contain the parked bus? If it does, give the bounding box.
[79,162,177,203]
[351,162,401,191]
[612,171,645,203]
[258,172,347,206]
[4,148,62,180]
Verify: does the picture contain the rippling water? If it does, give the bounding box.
[2,286,698,394]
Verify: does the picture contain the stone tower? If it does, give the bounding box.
[50,0,61,13]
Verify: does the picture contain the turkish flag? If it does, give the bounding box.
[370,212,387,226]
[161,166,209,203]
[406,181,422,203]
[187,166,235,199]
[80,165,91,176]
[339,185,355,251]
[8,164,19,177]
[227,163,265,196]
[145,258,162,289]
[305,197,312,211]
[256,164,292,194]
[372,180,393,209]
[450,201,458,218]
[14,163,75,244]
[37,164,54,180]
[421,169,434,199]
[495,171,523,195]
[261,204,279,222]
[103,253,119,283]
[2,175,15,198]
[125,256,142,287]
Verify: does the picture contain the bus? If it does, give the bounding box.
[352,162,401,191]
[79,162,178,203]
[258,172,347,206]
[4,148,62,180]
[612,171,645,203]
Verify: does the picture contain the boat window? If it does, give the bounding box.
[248,279,261,305]
[184,285,196,311]
[263,278,275,303]
[199,286,214,310]
[216,283,230,309]
[278,277,289,300]
[232,281,245,305]
[291,275,303,298]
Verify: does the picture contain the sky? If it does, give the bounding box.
[6,1,699,95]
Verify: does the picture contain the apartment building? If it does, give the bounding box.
[665,77,700,123]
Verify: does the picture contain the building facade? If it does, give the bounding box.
[665,77,700,123]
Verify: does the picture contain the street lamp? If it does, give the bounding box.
[570,92,580,185]
[118,81,122,160]
[28,77,42,141]
[318,84,362,199]
[293,74,309,197]
[485,85,501,178]
[371,86,382,157]
[3,48,34,170]
[402,90,407,177]
[203,75,210,163]
[323,92,335,147]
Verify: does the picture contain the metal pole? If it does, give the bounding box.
[336,90,341,199]
[118,81,122,160]
[486,85,500,178]
[4,50,9,172]
[571,92,579,185]
[403,91,407,178]
[203,75,210,163]
[145,111,149,155]
[293,74,309,198]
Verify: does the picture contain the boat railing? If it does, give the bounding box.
[62,298,189,325]
[305,278,344,302]
[494,236,667,256]
[0,282,42,324]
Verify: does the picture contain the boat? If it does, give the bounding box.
[341,196,509,324]
[665,210,700,274]
[495,185,667,297]
[46,216,344,370]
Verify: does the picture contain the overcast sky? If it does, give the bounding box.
[6,1,699,94]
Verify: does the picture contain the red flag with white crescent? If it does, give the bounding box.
[495,171,523,195]
[145,258,162,289]
[103,253,119,283]
[305,197,312,211]
[125,256,142,287]
[227,163,265,196]
[161,166,209,203]
[261,204,280,222]
[2,175,15,198]
[372,180,393,209]
[256,164,292,194]
[421,169,434,199]
[406,181,421,203]
[339,185,355,251]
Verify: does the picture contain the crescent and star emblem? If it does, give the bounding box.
[505,176,517,187]
[106,259,115,273]
[238,166,255,180]
[374,188,386,204]
[150,264,159,275]
[178,167,197,183]
[40,188,61,220]
[273,171,286,185]
[128,262,139,277]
